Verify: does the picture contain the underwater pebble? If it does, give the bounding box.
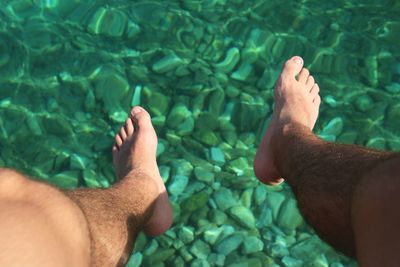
[281,256,304,267]
[168,175,189,196]
[228,205,256,229]
[277,198,304,233]
[190,240,211,260]
[213,187,237,211]
[216,233,243,256]
[242,236,264,254]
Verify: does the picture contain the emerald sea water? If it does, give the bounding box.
[0,0,399,266]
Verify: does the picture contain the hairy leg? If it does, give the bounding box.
[272,123,396,256]
[352,156,400,266]
[254,56,398,257]
[0,106,172,267]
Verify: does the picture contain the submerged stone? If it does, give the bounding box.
[216,234,243,256]
[228,205,256,229]
[215,47,240,73]
[194,166,215,183]
[213,187,237,211]
[50,171,79,189]
[168,175,189,196]
[281,256,304,267]
[321,117,344,136]
[277,198,304,233]
[153,53,186,73]
[203,226,224,245]
[190,240,211,260]
[178,226,195,244]
[88,7,127,37]
[126,252,143,267]
[207,253,225,266]
[242,236,264,254]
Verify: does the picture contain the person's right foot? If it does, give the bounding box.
[254,56,321,185]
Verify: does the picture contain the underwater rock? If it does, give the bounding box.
[277,198,304,233]
[126,252,143,267]
[216,233,244,256]
[213,187,237,211]
[88,7,127,37]
[168,175,189,196]
[290,236,327,262]
[215,47,240,73]
[231,62,253,81]
[228,205,256,229]
[281,256,304,267]
[50,171,79,189]
[191,259,210,267]
[321,117,344,136]
[190,240,211,260]
[152,53,186,74]
[171,159,193,176]
[242,236,264,254]
[178,226,195,244]
[182,190,210,211]
[209,147,225,164]
[194,166,215,183]
[355,94,374,112]
[167,103,192,129]
[143,239,159,256]
[366,137,386,150]
[207,253,225,266]
[256,204,273,228]
[209,209,228,225]
[203,226,224,245]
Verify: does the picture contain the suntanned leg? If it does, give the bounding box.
[0,106,172,267]
[352,156,400,266]
[254,56,398,257]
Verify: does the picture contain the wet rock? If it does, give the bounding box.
[203,226,224,245]
[126,252,143,267]
[281,256,304,267]
[228,205,256,229]
[88,7,127,37]
[216,233,243,256]
[242,236,264,254]
[207,253,225,266]
[194,166,215,183]
[215,47,240,73]
[182,190,209,211]
[152,53,186,73]
[168,175,189,196]
[50,171,79,189]
[213,187,237,211]
[277,198,304,233]
[190,240,211,260]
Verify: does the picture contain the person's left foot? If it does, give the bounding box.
[113,106,172,236]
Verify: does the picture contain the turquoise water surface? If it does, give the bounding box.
[0,0,400,266]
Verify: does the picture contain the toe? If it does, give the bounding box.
[281,56,304,79]
[119,126,127,140]
[310,83,320,98]
[112,145,118,157]
[125,118,134,136]
[131,106,153,131]
[313,94,321,104]
[115,134,123,148]
[297,68,309,83]
[306,75,315,90]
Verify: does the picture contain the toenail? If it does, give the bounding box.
[293,56,303,64]
[132,107,142,114]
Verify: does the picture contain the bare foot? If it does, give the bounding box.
[113,106,172,236]
[254,56,321,185]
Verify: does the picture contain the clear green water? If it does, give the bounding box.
[0,0,399,266]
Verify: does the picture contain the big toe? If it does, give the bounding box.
[281,56,304,79]
[131,106,152,130]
